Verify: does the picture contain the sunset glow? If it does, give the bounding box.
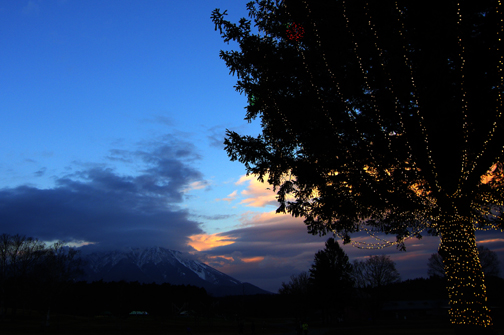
[236,174,278,207]
[242,256,265,263]
[188,233,236,251]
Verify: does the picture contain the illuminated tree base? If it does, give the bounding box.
[439,216,493,328]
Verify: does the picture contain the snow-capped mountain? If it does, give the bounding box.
[81,247,270,296]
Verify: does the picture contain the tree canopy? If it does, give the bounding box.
[279,271,310,296]
[352,255,400,288]
[213,0,503,329]
[0,234,83,322]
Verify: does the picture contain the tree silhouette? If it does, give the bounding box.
[34,241,84,328]
[278,271,311,319]
[0,235,84,325]
[352,255,400,288]
[427,253,446,279]
[0,234,45,319]
[213,0,503,329]
[308,238,353,321]
[309,238,353,292]
[279,271,310,296]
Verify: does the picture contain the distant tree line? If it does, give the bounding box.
[0,234,217,323]
[0,234,83,324]
[55,280,211,318]
[279,238,401,322]
[2,233,500,328]
[279,237,502,323]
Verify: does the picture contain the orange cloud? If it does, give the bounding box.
[220,190,238,202]
[478,238,504,244]
[188,233,236,251]
[236,174,278,207]
[242,256,265,263]
[207,255,234,262]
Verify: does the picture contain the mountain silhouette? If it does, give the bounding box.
[81,246,271,296]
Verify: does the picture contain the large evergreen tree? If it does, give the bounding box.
[309,238,353,319]
[309,238,353,292]
[212,0,503,330]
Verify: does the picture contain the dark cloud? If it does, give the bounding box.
[34,167,46,177]
[193,214,235,221]
[205,214,326,258]
[143,115,174,127]
[0,138,206,253]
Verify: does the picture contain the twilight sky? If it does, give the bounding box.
[1,0,503,293]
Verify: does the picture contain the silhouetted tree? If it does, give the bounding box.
[309,238,353,290]
[428,246,501,278]
[213,0,503,329]
[34,241,84,328]
[0,234,45,318]
[278,271,311,319]
[309,238,353,320]
[352,255,400,288]
[427,253,446,279]
[279,271,310,296]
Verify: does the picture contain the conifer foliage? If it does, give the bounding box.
[309,238,353,293]
[213,0,503,329]
[309,238,353,317]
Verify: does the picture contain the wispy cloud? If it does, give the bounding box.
[236,174,278,207]
[34,167,47,177]
[183,180,210,193]
[219,190,238,202]
[478,238,504,244]
[206,125,226,149]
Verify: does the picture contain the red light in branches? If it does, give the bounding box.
[286,22,305,41]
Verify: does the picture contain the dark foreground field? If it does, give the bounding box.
[1,311,502,335]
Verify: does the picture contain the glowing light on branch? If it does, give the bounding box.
[285,22,305,41]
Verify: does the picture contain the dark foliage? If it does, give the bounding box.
[278,271,310,300]
[309,238,354,294]
[54,280,210,318]
[309,238,354,322]
[0,234,83,323]
[352,255,400,288]
[279,238,354,321]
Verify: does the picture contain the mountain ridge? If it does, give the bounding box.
[81,246,271,296]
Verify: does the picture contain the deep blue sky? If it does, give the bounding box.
[1,0,502,293]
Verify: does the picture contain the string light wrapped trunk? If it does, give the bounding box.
[438,210,493,328]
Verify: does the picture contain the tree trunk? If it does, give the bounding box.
[438,215,493,333]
